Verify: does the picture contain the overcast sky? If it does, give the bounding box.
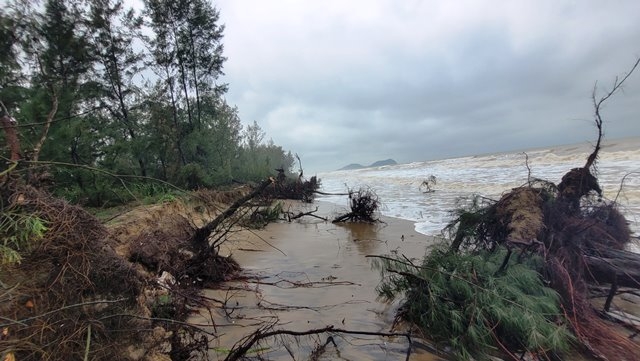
[214,0,640,173]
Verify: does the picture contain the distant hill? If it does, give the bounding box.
[338,163,366,170]
[369,159,397,167]
[338,159,397,171]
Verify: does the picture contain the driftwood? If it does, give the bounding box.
[313,190,349,196]
[283,207,328,222]
[224,324,414,361]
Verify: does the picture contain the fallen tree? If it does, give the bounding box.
[376,58,640,361]
[332,187,381,223]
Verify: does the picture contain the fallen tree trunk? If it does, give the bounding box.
[191,178,274,253]
[585,248,640,289]
[284,207,328,221]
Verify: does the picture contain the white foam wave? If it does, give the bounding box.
[318,138,640,238]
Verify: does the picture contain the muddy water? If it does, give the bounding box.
[189,202,445,360]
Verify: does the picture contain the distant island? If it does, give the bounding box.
[338,159,397,170]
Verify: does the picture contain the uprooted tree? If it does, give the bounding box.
[375,58,640,361]
[332,187,381,223]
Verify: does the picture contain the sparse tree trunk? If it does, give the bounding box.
[166,73,187,166]
[0,112,21,161]
[32,93,58,162]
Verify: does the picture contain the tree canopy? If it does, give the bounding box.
[0,0,295,206]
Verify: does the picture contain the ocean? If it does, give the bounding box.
[317,137,640,241]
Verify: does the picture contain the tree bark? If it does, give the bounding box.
[32,93,58,162]
[585,249,640,289]
[1,112,21,161]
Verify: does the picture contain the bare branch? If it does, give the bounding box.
[523,152,532,185]
[587,57,640,170]
[284,206,328,221]
[614,171,640,204]
[224,324,413,361]
[32,91,58,162]
[191,178,274,252]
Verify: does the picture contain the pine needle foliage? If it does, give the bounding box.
[0,210,48,265]
[373,245,574,360]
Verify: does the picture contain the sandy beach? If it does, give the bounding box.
[191,200,445,360]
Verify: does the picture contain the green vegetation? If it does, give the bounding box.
[374,246,573,360]
[0,0,295,206]
[0,209,48,265]
[245,201,284,229]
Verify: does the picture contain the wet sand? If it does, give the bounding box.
[189,201,445,360]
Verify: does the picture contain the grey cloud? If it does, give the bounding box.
[216,0,640,172]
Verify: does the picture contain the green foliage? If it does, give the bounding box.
[374,245,573,360]
[232,122,296,182]
[2,0,297,205]
[245,201,284,229]
[178,163,212,189]
[0,211,48,265]
[132,182,177,204]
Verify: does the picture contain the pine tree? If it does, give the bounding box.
[89,0,148,176]
[145,0,227,160]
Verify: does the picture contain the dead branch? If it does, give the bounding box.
[256,299,368,312]
[224,324,413,361]
[419,175,437,193]
[284,206,328,221]
[587,57,640,170]
[31,92,58,163]
[250,278,361,289]
[523,152,532,185]
[614,171,640,204]
[295,153,303,179]
[313,190,350,196]
[309,335,337,361]
[0,299,127,328]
